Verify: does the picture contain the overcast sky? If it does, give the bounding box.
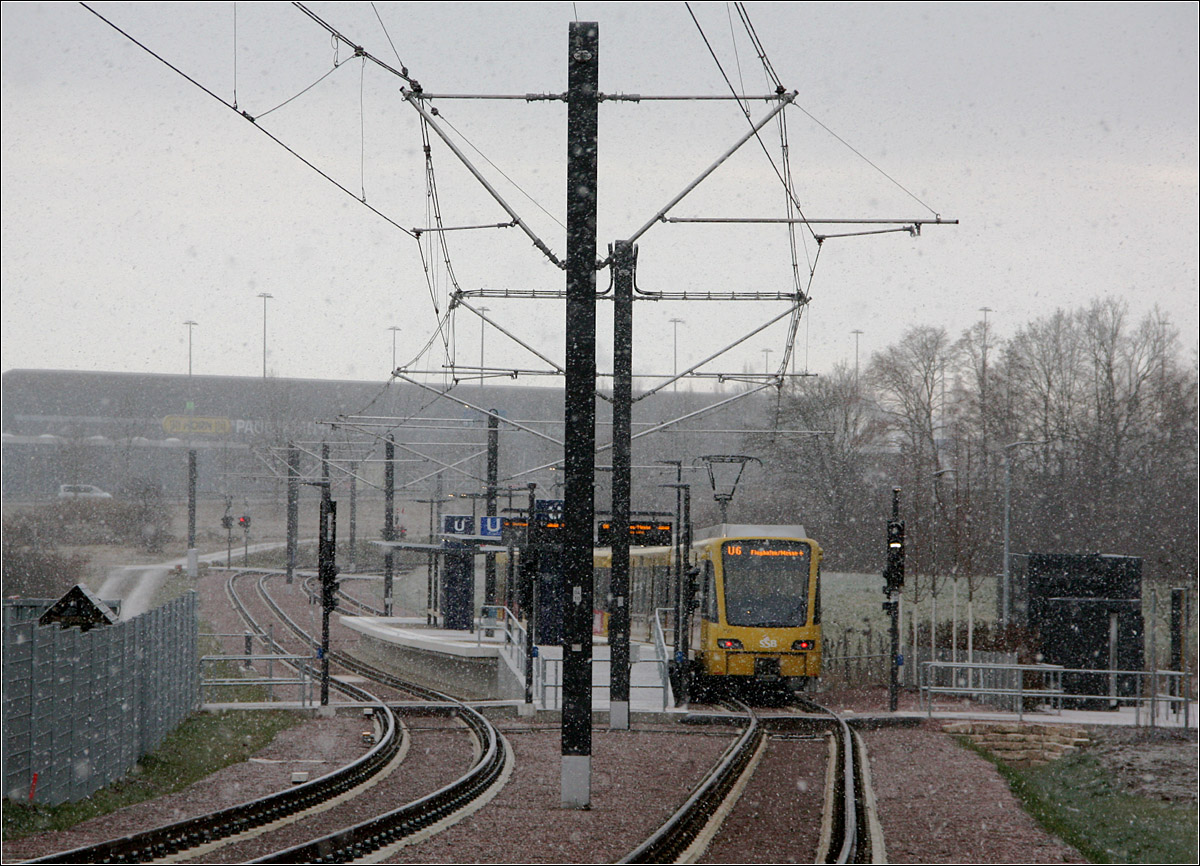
[2,1,1196,391]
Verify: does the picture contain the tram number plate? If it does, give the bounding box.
[755,657,781,680]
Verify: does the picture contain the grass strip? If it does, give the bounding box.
[959,738,1198,864]
[2,709,305,841]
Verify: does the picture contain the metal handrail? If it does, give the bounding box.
[921,661,1191,726]
[653,607,675,710]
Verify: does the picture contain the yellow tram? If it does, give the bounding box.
[594,523,822,694]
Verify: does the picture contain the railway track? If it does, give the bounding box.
[622,698,876,864]
[25,570,509,864]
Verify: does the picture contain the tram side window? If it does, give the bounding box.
[813,566,821,624]
[702,560,718,622]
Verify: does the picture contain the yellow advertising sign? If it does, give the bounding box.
[163,416,232,436]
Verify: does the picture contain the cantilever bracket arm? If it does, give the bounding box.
[611,92,797,257]
[402,88,565,270]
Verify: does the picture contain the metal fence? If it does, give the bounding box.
[920,660,1192,726]
[822,632,1017,694]
[2,592,199,806]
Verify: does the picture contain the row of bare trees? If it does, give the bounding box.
[743,298,1197,602]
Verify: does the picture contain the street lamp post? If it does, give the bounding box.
[257,292,273,378]
[1002,440,1048,627]
[851,329,864,392]
[389,325,401,371]
[479,308,490,389]
[669,318,684,393]
[183,320,198,377]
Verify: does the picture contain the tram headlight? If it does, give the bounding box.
[792,639,815,651]
[716,638,743,650]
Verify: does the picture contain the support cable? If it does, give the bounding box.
[254,64,344,119]
[403,90,565,269]
[620,94,794,249]
[370,0,408,71]
[390,374,567,448]
[684,2,819,249]
[436,112,567,233]
[453,297,567,377]
[633,303,801,402]
[292,2,422,91]
[78,2,419,241]
[505,379,782,482]
[360,54,367,201]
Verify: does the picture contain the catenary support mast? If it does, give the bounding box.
[561,19,599,810]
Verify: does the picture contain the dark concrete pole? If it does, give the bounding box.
[286,446,299,585]
[609,239,635,730]
[187,449,198,576]
[318,443,336,709]
[384,438,396,616]
[486,413,499,607]
[561,19,599,810]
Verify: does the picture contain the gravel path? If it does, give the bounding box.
[862,722,1085,864]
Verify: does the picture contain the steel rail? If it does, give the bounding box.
[621,695,868,864]
[620,700,762,863]
[248,572,508,862]
[24,573,402,865]
[793,696,865,864]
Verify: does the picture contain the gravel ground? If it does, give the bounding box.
[5,573,1189,864]
[1084,725,1198,803]
[190,717,474,863]
[0,715,368,863]
[381,723,737,864]
[700,733,827,863]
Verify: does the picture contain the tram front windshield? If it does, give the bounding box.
[721,539,811,627]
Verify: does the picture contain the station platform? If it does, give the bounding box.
[341,614,680,716]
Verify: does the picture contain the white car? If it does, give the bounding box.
[57,484,113,500]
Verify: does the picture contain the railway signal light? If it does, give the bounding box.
[884,519,905,592]
[239,515,251,529]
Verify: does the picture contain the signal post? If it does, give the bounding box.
[883,487,905,712]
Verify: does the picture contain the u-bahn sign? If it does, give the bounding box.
[443,514,505,538]
[443,514,474,536]
[163,415,232,436]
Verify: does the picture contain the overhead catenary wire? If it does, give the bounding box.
[684,1,820,254]
[78,2,420,244]
[87,2,956,459]
[403,90,565,269]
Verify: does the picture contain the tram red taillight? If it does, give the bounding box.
[716,638,743,650]
[792,639,815,651]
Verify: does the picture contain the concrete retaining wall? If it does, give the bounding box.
[353,632,500,700]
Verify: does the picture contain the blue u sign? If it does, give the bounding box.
[480,516,503,537]
[443,514,473,535]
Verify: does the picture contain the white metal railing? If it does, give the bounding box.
[653,607,675,710]
[527,623,674,712]
[199,653,314,706]
[921,661,1064,720]
[921,660,1192,726]
[481,606,533,697]
[535,654,562,709]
